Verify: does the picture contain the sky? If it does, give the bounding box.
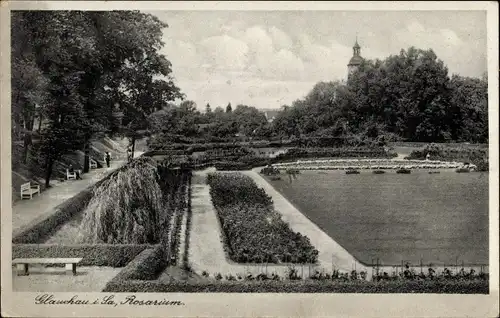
[146,10,487,111]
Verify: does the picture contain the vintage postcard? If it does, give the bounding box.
[1,1,499,317]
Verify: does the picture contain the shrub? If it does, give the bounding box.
[102,278,488,293]
[13,183,94,244]
[77,157,167,244]
[207,173,318,264]
[260,166,280,176]
[104,245,168,284]
[396,169,411,174]
[406,144,488,171]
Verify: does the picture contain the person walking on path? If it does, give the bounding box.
[104,151,111,168]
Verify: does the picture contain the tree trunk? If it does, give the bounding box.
[22,115,35,164]
[45,157,54,188]
[131,135,136,159]
[22,133,32,164]
[38,114,43,133]
[83,135,90,173]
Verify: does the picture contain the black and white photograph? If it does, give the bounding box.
[1,1,498,317]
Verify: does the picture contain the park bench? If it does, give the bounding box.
[66,168,81,180]
[90,158,98,169]
[12,257,83,276]
[20,182,40,200]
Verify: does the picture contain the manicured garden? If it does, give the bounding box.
[263,169,489,266]
[206,173,319,263]
[272,158,462,171]
[13,157,192,284]
[406,143,489,171]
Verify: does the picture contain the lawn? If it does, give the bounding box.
[264,170,488,266]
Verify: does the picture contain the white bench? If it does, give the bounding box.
[90,158,98,169]
[20,182,40,200]
[12,258,83,276]
[66,169,81,180]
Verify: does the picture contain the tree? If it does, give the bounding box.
[233,105,268,137]
[205,103,212,113]
[226,102,232,113]
[269,46,486,143]
[11,11,184,185]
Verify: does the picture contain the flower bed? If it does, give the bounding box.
[103,276,488,293]
[272,159,462,171]
[406,144,488,171]
[207,173,319,263]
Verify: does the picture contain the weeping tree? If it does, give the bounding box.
[77,157,168,244]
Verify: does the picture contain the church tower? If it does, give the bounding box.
[347,37,363,79]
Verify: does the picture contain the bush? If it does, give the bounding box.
[406,143,488,171]
[207,173,318,264]
[274,146,395,162]
[102,278,488,293]
[182,176,193,269]
[12,244,150,267]
[104,245,168,284]
[12,185,94,244]
[260,166,280,176]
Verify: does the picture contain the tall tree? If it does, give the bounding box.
[11,11,184,185]
[226,102,232,113]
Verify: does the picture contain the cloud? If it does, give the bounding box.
[269,26,293,50]
[153,11,486,110]
[199,34,249,71]
[440,29,464,46]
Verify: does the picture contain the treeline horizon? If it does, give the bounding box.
[150,47,488,144]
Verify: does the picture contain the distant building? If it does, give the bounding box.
[347,37,363,79]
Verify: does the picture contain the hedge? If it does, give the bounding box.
[12,187,94,244]
[12,161,143,244]
[102,278,488,293]
[12,244,151,267]
[182,176,193,269]
[102,245,169,289]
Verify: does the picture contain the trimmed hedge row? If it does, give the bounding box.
[13,160,147,244]
[12,244,151,267]
[106,244,168,282]
[182,175,193,269]
[12,187,94,244]
[405,144,489,171]
[102,278,488,293]
[147,135,388,152]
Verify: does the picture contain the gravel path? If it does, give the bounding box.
[12,266,121,292]
[187,169,326,279]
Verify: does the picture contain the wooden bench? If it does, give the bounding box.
[90,158,98,169]
[20,182,40,200]
[12,258,83,276]
[66,169,81,180]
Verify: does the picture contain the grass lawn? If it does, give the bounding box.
[264,170,488,266]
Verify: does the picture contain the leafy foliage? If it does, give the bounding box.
[11,11,183,185]
[406,144,488,171]
[78,157,167,244]
[272,47,487,143]
[207,173,319,263]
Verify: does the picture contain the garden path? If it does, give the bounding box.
[189,169,316,278]
[12,151,144,237]
[188,168,357,279]
[243,169,369,274]
[12,266,121,292]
